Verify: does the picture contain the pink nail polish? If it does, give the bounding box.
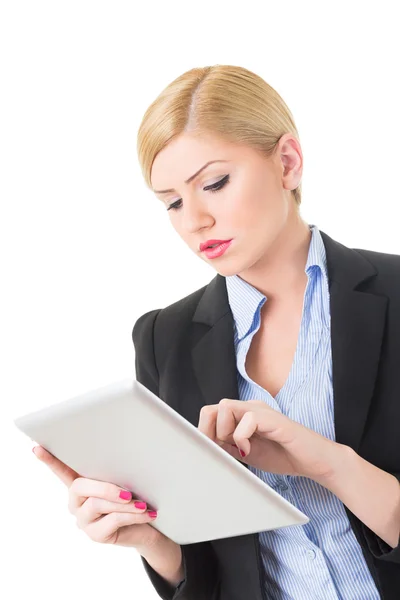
[119,491,132,500]
[148,510,157,518]
[134,501,147,509]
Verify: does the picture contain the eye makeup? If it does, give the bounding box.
[166,174,230,212]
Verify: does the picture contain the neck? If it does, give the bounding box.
[237,206,312,303]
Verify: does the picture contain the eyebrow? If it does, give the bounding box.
[153,160,229,194]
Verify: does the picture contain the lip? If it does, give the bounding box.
[199,239,233,252]
[202,240,233,259]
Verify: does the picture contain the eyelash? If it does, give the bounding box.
[166,174,230,211]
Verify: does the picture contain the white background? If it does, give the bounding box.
[1,1,399,598]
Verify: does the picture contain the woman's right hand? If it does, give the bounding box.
[32,445,172,553]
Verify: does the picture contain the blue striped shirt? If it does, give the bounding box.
[225,224,380,600]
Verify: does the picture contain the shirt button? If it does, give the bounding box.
[277,480,289,491]
[306,549,316,560]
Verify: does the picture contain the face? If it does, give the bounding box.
[150,131,304,279]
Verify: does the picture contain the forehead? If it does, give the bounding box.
[150,133,242,191]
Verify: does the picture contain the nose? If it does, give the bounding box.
[181,199,214,234]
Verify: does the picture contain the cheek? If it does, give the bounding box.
[231,184,286,237]
[171,222,188,243]
[228,179,261,213]
[228,184,268,223]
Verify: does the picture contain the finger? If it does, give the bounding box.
[33,446,80,487]
[232,411,261,455]
[215,399,239,445]
[84,512,156,545]
[76,496,152,528]
[198,405,218,442]
[68,477,136,512]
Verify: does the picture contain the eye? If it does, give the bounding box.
[166,174,230,212]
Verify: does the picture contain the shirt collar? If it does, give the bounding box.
[225,224,328,341]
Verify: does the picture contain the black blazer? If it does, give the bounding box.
[132,229,400,600]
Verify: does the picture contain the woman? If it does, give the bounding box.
[35,65,400,600]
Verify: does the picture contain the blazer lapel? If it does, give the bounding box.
[320,230,387,453]
[191,229,388,455]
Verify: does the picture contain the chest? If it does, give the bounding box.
[245,300,305,398]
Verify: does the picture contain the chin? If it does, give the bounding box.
[212,260,250,278]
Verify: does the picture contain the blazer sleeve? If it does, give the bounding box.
[132,309,221,600]
[359,472,400,564]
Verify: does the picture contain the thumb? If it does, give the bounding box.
[33,446,80,488]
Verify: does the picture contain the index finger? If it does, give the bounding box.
[198,400,246,442]
[33,445,80,488]
[198,405,219,443]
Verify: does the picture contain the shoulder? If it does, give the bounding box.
[132,280,210,344]
[353,246,400,296]
[354,246,400,271]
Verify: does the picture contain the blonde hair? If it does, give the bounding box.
[137,64,302,207]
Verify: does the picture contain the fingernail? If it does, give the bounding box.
[119,491,132,500]
[148,510,157,518]
[32,447,37,455]
[231,444,246,457]
[134,501,147,509]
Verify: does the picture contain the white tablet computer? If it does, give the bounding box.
[14,378,309,545]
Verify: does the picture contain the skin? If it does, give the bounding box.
[151,131,312,306]
[31,131,400,581]
[32,446,164,549]
[151,131,349,482]
[32,448,185,587]
[31,130,314,585]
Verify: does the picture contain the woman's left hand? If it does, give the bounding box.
[198,398,348,483]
